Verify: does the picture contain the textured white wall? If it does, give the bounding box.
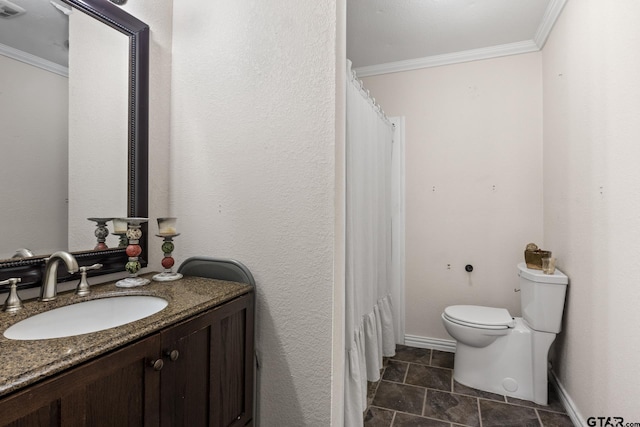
[542,0,640,420]
[170,1,341,425]
[0,55,68,259]
[362,53,543,341]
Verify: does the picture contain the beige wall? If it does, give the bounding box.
[543,0,640,420]
[170,1,343,425]
[363,53,544,341]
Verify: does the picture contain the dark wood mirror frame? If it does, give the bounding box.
[0,0,149,291]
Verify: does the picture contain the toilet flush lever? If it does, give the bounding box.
[514,288,521,292]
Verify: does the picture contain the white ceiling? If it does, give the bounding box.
[0,0,69,69]
[3,0,566,78]
[347,0,567,77]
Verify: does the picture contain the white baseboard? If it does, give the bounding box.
[404,334,456,353]
[549,370,586,427]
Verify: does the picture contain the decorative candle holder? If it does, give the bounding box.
[153,217,183,282]
[87,217,114,250]
[111,218,129,248]
[115,217,150,288]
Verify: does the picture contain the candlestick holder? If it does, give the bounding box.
[87,217,114,250]
[111,218,129,247]
[116,217,150,288]
[152,233,182,282]
[153,217,183,282]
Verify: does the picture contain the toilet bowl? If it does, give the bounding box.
[441,263,568,405]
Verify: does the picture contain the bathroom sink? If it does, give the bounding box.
[3,295,168,340]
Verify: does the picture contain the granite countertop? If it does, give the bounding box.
[0,273,253,398]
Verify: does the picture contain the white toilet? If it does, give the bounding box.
[441,262,568,405]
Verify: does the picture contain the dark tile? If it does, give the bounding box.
[368,380,381,406]
[382,360,408,382]
[537,410,574,427]
[406,364,452,392]
[393,412,451,427]
[505,385,565,413]
[479,400,540,427]
[423,389,480,426]
[364,406,394,427]
[431,350,455,369]
[372,380,426,415]
[453,381,505,402]
[393,345,432,365]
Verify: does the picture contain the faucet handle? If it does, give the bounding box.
[84,263,104,271]
[1,278,23,312]
[75,264,103,297]
[12,248,34,259]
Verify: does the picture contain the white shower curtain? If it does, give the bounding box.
[344,60,396,427]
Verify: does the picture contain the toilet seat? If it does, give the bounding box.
[443,305,515,329]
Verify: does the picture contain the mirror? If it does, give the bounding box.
[0,0,148,290]
[0,0,70,258]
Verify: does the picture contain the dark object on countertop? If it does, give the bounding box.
[177,257,255,286]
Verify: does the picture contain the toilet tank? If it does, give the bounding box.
[517,262,568,333]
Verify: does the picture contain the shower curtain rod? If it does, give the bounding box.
[347,60,392,126]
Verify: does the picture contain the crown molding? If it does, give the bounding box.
[353,0,568,78]
[0,43,68,77]
[354,40,539,77]
[534,0,568,49]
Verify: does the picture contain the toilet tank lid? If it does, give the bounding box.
[444,305,514,328]
[517,262,568,285]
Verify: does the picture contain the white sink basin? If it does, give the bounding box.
[3,295,168,340]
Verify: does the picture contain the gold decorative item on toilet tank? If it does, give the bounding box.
[524,243,552,270]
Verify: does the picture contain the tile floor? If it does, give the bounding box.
[365,345,574,427]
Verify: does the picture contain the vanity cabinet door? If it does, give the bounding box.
[160,293,254,427]
[210,292,254,427]
[0,333,161,427]
[159,309,213,427]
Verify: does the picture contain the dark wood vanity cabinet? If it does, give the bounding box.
[0,333,161,427]
[0,292,254,427]
[160,293,254,427]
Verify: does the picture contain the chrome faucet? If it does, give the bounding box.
[40,251,79,302]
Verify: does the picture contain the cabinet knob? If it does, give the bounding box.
[150,359,164,371]
[165,350,180,361]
